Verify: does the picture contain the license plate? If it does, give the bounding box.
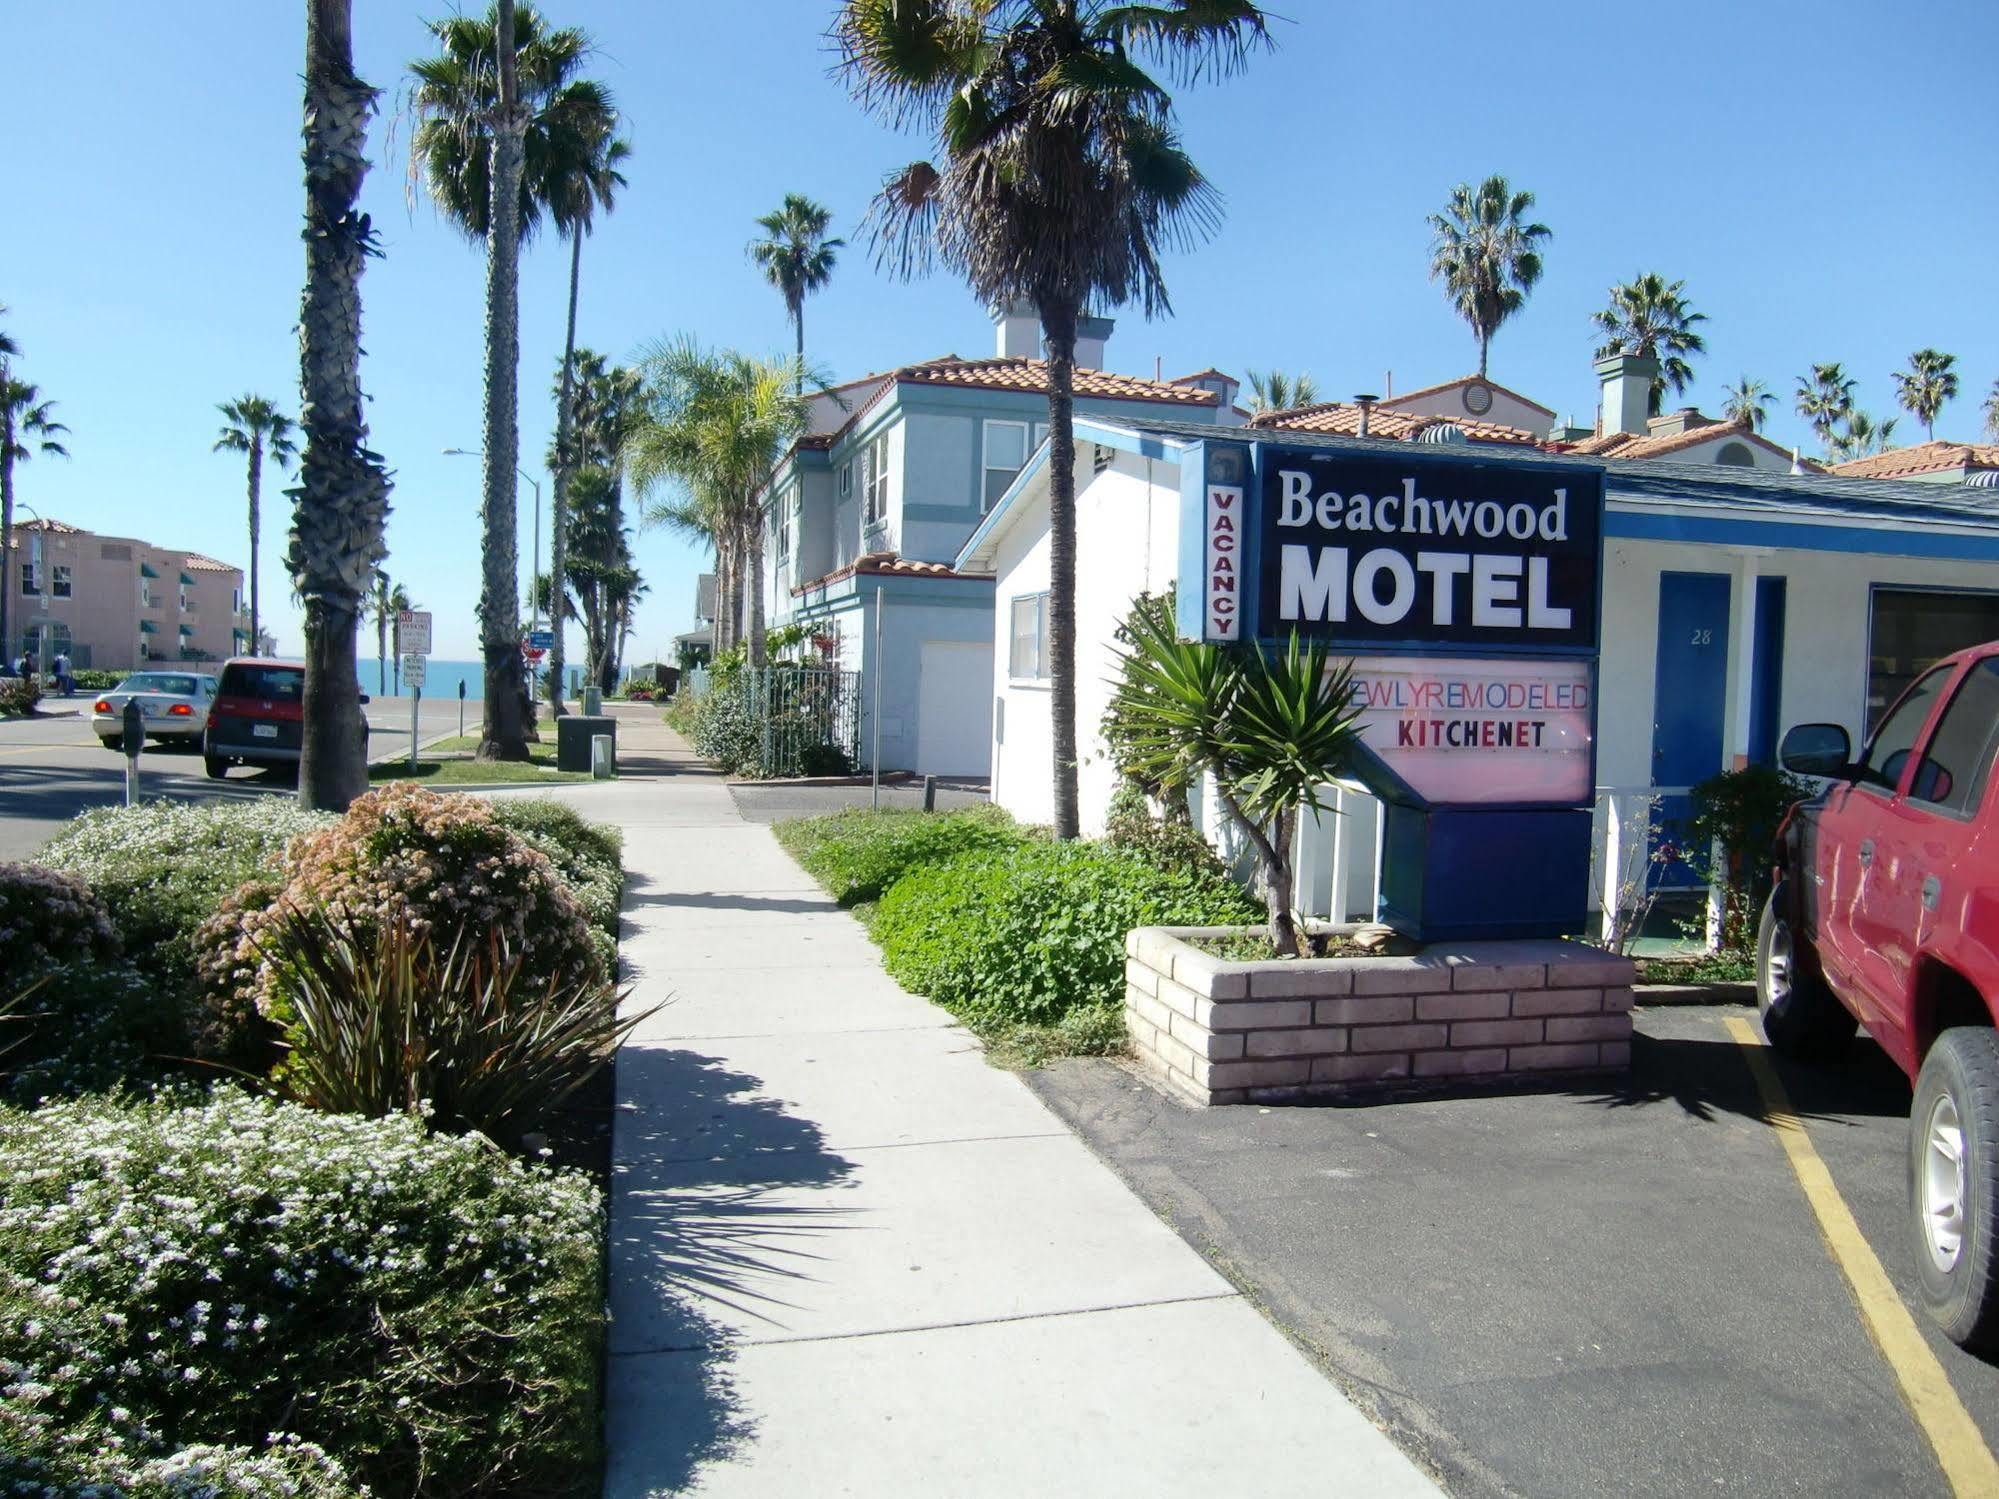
[252,723,278,739]
[142,704,162,718]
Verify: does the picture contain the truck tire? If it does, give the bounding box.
[1757,881,1857,1058]
[204,755,230,780]
[1909,1026,1999,1350]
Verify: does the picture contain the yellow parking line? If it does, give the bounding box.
[1724,1015,1999,1495]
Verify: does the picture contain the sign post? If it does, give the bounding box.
[396,611,433,770]
[402,653,426,767]
[1185,439,1607,941]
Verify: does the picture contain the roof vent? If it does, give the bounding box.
[1354,394,1378,439]
[1416,423,1467,445]
[1963,470,1999,488]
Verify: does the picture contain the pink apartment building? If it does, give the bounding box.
[7,518,249,671]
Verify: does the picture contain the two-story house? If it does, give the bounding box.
[762,306,1240,777]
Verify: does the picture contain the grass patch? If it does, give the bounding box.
[975,1005,1128,1070]
[1634,951,1755,985]
[370,735,587,784]
[774,804,1024,905]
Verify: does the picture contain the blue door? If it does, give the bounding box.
[1650,572,1732,887]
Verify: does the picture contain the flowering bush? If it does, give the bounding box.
[0,1090,605,1497]
[0,1422,359,1498]
[489,798,624,944]
[211,784,602,1031]
[0,861,119,975]
[3,961,169,1102]
[0,674,40,717]
[37,800,333,1003]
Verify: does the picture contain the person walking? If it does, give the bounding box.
[51,650,71,696]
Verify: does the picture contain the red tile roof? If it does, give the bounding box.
[1564,419,1809,467]
[183,553,238,573]
[1247,402,1544,446]
[895,356,1220,406]
[1828,440,1999,480]
[1379,376,1557,419]
[792,551,985,596]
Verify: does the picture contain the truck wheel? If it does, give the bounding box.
[1757,881,1857,1058]
[204,755,229,780]
[1910,1027,1999,1350]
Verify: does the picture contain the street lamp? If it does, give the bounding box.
[443,448,544,637]
[15,500,51,678]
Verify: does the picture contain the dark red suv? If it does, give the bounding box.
[204,659,307,778]
[1761,640,1999,1349]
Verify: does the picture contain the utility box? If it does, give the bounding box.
[557,714,615,773]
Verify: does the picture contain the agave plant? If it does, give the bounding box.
[1108,600,1363,956]
[261,899,652,1146]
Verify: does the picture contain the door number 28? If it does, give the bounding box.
[1689,628,1714,646]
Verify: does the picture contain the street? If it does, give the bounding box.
[0,701,468,860]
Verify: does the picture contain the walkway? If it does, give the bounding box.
[597,718,1440,1497]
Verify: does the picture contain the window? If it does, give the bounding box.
[179,584,191,612]
[983,419,1030,510]
[773,490,792,562]
[52,565,71,599]
[1868,588,1999,730]
[1858,664,1951,793]
[1715,442,1754,467]
[1009,592,1049,681]
[839,462,853,500]
[865,434,890,524]
[232,587,243,614]
[1910,659,1999,814]
[139,580,152,608]
[19,563,36,596]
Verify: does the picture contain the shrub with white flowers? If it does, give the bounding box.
[0,861,119,975]
[0,1090,604,1498]
[0,1423,359,1497]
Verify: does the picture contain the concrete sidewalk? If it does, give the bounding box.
[598,719,1440,1497]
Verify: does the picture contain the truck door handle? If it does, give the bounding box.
[1858,839,1875,867]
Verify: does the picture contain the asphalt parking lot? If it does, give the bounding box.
[1029,1002,1999,1499]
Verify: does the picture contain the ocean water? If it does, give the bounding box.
[356,658,594,703]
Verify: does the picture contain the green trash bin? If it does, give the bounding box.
[556,714,614,773]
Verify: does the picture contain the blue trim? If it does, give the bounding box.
[1607,508,1999,561]
[955,440,1055,569]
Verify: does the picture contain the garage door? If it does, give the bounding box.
[915,639,994,777]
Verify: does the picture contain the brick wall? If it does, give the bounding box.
[1124,927,1635,1107]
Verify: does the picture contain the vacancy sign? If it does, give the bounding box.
[1347,655,1593,806]
[398,610,433,657]
[1203,483,1244,640]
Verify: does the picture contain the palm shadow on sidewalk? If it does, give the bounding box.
[606,1045,860,1494]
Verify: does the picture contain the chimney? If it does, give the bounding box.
[1646,407,1713,440]
[1594,351,1660,437]
[1074,313,1114,371]
[994,299,1040,360]
[1354,394,1378,438]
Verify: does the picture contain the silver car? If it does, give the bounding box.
[93,671,218,749]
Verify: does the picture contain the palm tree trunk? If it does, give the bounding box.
[712,540,732,655]
[376,606,387,694]
[1478,332,1490,380]
[547,228,583,718]
[746,491,767,667]
[246,436,262,655]
[476,0,529,762]
[794,303,805,397]
[0,437,14,666]
[1040,296,1081,840]
[294,0,390,812]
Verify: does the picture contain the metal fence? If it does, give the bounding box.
[742,665,862,778]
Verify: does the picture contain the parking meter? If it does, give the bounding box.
[121,699,143,806]
[458,677,467,737]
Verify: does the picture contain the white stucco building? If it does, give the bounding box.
[958,410,1999,923]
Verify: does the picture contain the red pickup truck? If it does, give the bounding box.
[1759,640,1999,1351]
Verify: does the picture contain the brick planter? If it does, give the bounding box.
[1124,925,1635,1107]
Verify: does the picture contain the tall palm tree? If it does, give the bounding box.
[1425,176,1551,380]
[835,0,1272,841]
[1794,363,1857,457]
[1893,349,1958,442]
[624,340,810,667]
[1,378,68,669]
[1590,273,1707,416]
[369,572,414,694]
[1829,409,1899,462]
[293,0,392,810]
[748,194,844,392]
[1243,369,1320,416]
[1984,379,1999,443]
[1720,376,1775,432]
[213,396,297,660]
[408,0,548,760]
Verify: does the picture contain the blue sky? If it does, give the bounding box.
[6,1,1996,659]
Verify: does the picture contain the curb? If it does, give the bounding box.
[1634,980,1755,1006]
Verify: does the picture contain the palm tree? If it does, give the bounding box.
[624,340,810,668]
[748,194,844,393]
[835,0,1272,841]
[1829,409,1899,463]
[1893,349,1958,442]
[1984,379,1999,443]
[1,378,68,669]
[1590,273,1707,416]
[213,396,297,661]
[1794,363,1857,457]
[369,572,415,694]
[1720,377,1775,432]
[409,0,544,761]
[1243,369,1320,416]
[293,0,392,810]
[1425,176,1551,380]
